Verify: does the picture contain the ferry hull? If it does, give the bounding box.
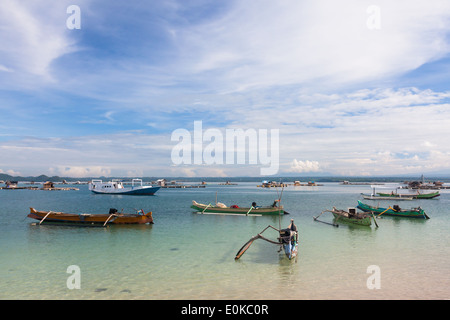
[91,186,160,195]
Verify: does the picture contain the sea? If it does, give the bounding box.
[0,182,449,300]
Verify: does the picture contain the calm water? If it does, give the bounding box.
[0,182,449,300]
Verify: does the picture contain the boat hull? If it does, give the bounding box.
[357,201,429,219]
[283,242,298,260]
[28,208,154,225]
[91,186,160,195]
[362,194,413,201]
[331,211,372,226]
[191,201,284,216]
[376,192,440,199]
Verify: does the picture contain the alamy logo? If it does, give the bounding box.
[366,265,381,289]
[66,265,81,289]
[171,121,279,175]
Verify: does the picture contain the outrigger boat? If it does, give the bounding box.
[314,207,376,227]
[361,185,412,200]
[235,220,299,260]
[361,185,439,200]
[376,191,440,199]
[357,200,430,219]
[361,194,413,201]
[191,200,285,216]
[28,207,154,226]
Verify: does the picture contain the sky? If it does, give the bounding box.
[1,0,450,178]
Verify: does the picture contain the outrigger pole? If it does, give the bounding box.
[313,210,339,227]
[234,225,282,260]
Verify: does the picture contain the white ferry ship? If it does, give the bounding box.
[88,179,160,195]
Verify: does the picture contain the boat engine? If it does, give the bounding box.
[279,228,294,244]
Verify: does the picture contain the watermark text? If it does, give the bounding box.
[171,121,279,175]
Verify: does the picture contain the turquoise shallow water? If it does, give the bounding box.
[0,182,449,299]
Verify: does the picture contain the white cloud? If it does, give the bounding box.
[169,167,228,178]
[52,166,111,178]
[0,168,22,176]
[1,86,449,177]
[0,65,14,72]
[0,0,80,79]
[289,160,321,173]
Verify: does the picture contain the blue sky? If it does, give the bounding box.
[1,0,450,177]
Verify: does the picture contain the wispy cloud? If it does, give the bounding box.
[0,0,81,80]
[171,0,450,91]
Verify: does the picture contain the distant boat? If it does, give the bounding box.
[357,200,430,219]
[361,193,413,200]
[376,191,440,199]
[28,207,154,226]
[89,179,160,195]
[360,185,438,200]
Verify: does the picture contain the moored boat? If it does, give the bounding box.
[357,200,429,219]
[376,191,440,199]
[314,206,375,227]
[191,200,285,216]
[89,179,160,195]
[28,207,154,226]
[361,193,413,200]
[330,207,372,226]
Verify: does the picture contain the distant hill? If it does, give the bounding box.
[0,173,68,182]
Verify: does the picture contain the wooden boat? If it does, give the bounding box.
[89,179,160,195]
[331,207,372,226]
[191,200,285,216]
[28,207,154,226]
[357,200,429,219]
[235,220,299,260]
[361,193,413,200]
[314,207,375,227]
[376,191,440,199]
